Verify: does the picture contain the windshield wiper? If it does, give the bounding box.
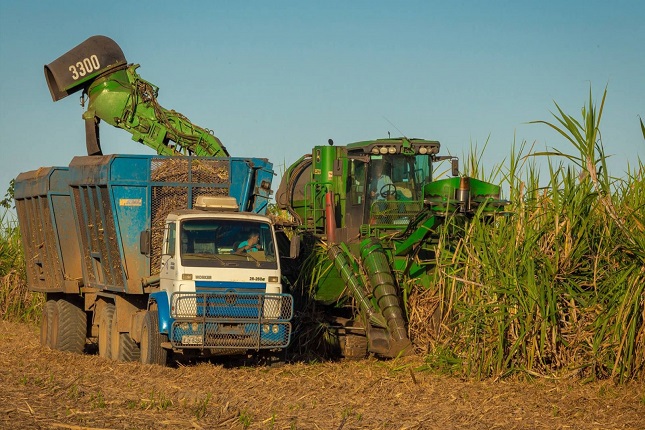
[182,253,228,266]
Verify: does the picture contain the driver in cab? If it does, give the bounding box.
[236,231,260,253]
[370,161,394,201]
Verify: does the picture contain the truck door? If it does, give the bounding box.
[160,222,177,292]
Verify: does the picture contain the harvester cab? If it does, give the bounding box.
[276,137,506,359]
[44,35,228,158]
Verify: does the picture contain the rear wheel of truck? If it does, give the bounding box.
[56,299,87,354]
[110,309,140,362]
[98,303,115,359]
[140,310,167,366]
[40,300,58,349]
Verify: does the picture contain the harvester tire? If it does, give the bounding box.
[110,309,140,362]
[56,299,87,354]
[342,333,368,360]
[140,310,167,366]
[98,303,115,359]
[40,300,58,349]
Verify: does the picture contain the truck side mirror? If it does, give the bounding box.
[139,230,151,256]
[451,159,459,177]
[289,235,300,259]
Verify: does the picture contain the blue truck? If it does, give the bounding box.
[15,154,293,365]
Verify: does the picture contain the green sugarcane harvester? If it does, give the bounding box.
[276,138,507,358]
[45,35,228,157]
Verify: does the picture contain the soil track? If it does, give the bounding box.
[1,320,643,430]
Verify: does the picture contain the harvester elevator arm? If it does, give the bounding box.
[44,35,228,157]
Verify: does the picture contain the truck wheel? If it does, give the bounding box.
[98,303,115,359]
[40,300,58,349]
[56,299,87,353]
[110,310,140,362]
[140,310,167,366]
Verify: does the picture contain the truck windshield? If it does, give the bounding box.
[180,219,277,269]
[368,154,432,201]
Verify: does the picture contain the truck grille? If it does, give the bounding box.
[169,292,293,349]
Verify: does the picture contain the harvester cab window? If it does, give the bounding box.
[368,154,433,202]
[349,160,366,205]
[414,154,432,188]
[368,158,394,201]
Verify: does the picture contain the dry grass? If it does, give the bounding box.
[1,320,643,430]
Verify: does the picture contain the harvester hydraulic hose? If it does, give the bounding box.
[360,239,408,343]
[328,245,386,328]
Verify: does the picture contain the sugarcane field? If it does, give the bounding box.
[1,3,645,430]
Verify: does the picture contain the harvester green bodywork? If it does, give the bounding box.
[44,35,227,157]
[276,138,506,358]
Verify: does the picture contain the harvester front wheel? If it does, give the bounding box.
[340,320,368,360]
[342,333,368,360]
[140,310,168,366]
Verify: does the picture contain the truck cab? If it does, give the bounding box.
[152,196,292,353]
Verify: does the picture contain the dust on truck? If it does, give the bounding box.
[15,155,293,365]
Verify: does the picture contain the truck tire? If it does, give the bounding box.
[56,299,87,353]
[140,310,167,366]
[98,303,115,359]
[110,310,140,362]
[40,300,58,349]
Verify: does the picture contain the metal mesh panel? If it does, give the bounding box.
[169,292,293,349]
[191,187,228,206]
[150,186,187,275]
[101,187,124,284]
[151,158,189,182]
[171,292,293,320]
[171,321,291,349]
[191,159,229,184]
[369,200,424,226]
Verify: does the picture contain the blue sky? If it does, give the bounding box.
[1,1,643,200]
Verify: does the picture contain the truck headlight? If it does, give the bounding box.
[262,324,270,334]
[272,324,279,334]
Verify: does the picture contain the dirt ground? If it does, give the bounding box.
[0,320,643,430]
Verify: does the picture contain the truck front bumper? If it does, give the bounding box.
[168,292,293,350]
